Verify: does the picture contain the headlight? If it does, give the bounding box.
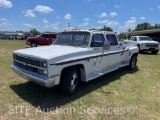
[43,70,48,75]
[42,62,47,67]
[141,43,146,47]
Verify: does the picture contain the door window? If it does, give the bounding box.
[41,34,48,38]
[90,34,105,47]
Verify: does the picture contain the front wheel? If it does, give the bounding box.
[61,68,79,95]
[30,42,37,47]
[128,55,137,70]
[151,50,158,54]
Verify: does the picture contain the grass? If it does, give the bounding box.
[0,40,160,120]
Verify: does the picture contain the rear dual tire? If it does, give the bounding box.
[128,55,137,70]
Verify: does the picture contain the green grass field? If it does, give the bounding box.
[0,40,160,120]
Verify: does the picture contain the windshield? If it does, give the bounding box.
[139,37,152,41]
[53,32,90,48]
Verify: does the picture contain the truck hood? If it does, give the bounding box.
[13,45,89,60]
[26,36,38,41]
[139,41,159,44]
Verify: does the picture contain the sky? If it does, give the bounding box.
[0,0,160,33]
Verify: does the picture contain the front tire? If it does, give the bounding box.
[128,55,137,70]
[30,42,37,47]
[151,50,158,54]
[61,67,79,95]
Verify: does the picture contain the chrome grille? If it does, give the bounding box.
[146,43,158,47]
[13,54,47,76]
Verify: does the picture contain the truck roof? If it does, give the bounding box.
[63,30,114,34]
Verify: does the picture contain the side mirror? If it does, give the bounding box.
[103,41,110,50]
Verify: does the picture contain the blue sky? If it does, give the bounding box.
[0,0,160,33]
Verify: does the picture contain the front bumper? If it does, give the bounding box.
[26,42,31,45]
[11,65,55,88]
[140,47,159,51]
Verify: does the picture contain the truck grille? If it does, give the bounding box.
[13,54,47,76]
[146,43,158,47]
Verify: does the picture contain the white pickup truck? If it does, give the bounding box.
[130,36,160,54]
[11,30,139,95]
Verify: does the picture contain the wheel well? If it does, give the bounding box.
[60,64,85,83]
[132,53,138,57]
[31,41,38,44]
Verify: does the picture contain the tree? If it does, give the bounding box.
[135,22,153,31]
[29,29,40,36]
[100,25,113,32]
[118,33,127,40]
[154,24,160,29]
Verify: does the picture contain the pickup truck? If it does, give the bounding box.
[26,33,57,47]
[11,30,139,95]
[130,36,160,54]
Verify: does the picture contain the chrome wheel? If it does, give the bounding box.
[128,55,137,70]
[61,68,79,95]
[71,73,78,91]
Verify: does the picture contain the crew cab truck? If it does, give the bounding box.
[26,33,57,47]
[130,36,160,54]
[11,30,139,95]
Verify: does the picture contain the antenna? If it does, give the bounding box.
[68,22,70,31]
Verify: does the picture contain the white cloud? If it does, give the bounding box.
[110,12,118,17]
[24,10,36,17]
[35,5,54,13]
[0,22,12,27]
[51,22,60,29]
[97,20,108,24]
[140,16,145,20]
[0,18,8,22]
[114,5,120,8]
[64,14,72,20]
[84,18,90,21]
[149,8,154,11]
[118,17,136,32]
[80,22,89,26]
[97,20,119,27]
[99,12,107,18]
[0,18,12,27]
[24,23,34,28]
[43,19,49,24]
[0,0,12,8]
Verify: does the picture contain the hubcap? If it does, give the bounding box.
[31,43,36,47]
[71,73,78,90]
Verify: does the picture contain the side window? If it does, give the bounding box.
[106,34,118,46]
[133,37,137,41]
[41,34,48,38]
[90,34,105,47]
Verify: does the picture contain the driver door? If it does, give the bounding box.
[89,33,105,73]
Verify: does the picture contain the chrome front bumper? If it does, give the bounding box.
[11,65,55,88]
[140,47,159,51]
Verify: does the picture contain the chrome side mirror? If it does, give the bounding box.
[103,41,110,50]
